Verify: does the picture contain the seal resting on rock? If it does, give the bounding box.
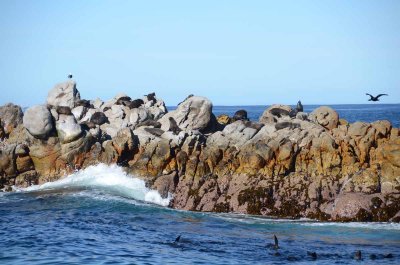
[80,121,96,130]
[128,99,144,109]
[177,94,193,106]
[270,108,290,118]
[136,120,161,128]
[90,112,108,125]
[232,109,249,121]
[145,92,156,103]
[275,121,300,130]
[168,117,181,135]
[116,96,131,106]
[56,106,72,115]
[75,99,92,108]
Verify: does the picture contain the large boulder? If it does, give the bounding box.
[159,96,212,132]
[0,103,24,135]
[309,106,339,130]
[47,80,80,108]
[0,143,17,178]
[259,104,292,124]
[56,114,83,144]
[23,105,54,139]
[129,107,150,127]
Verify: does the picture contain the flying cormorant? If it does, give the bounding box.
[366,93,388,101]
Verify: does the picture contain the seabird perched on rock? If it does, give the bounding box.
[67,73,73,79]
[366,93,388,101]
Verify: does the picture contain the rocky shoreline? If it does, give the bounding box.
[1,80,399,222]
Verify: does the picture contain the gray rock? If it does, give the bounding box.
[159,96,212,132]
[128,107,149,126]
[309,106,339,130]
[92,98,104,109]
[296,112,308,120]
[47,80,80,108]
[0,103,24,135]
[71,106,86,121]
[56,114,83,144]
[259,104,292,124]
[23,105,54,139]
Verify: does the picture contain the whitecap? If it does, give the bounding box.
[19,163,171,207]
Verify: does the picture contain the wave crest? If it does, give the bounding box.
[21,163,171,206]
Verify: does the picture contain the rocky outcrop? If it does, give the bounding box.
[1,80,399,222]
[47,80,80,108]
[0,103,23,136]
[309,106,339,130]
[159,96,212,132]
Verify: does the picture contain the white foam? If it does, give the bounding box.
[300,221,400,231]
[21,163,171,206]
[212,213,400,230]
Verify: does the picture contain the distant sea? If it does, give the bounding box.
[170,104,400,128]
[1,104,399,265]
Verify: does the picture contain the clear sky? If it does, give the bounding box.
[0,0,399,106]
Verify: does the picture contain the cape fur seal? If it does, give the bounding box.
[177,94,194,106]
[168,117,181,135]
[90,112,108,125]
[232,109,249,121]
[296,100,303,112]
[145,92,156,103]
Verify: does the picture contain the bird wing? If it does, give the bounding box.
[365,93,373,98]
[376,94,388,98]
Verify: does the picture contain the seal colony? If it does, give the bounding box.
[0,79,399,222]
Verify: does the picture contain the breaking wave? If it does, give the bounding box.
[20,163,171,206]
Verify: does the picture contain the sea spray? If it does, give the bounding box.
[20,163,171,206]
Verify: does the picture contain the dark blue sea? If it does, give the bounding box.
[209,104,400,128]
[1,105,400,265]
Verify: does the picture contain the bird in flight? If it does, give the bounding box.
[366,93,388,101]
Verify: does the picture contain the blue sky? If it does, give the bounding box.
[0,0,399,106]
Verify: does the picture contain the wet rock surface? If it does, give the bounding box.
[1,80,399,222]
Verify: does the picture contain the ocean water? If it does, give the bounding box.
[1,105,400,265]
[170,104,400,128]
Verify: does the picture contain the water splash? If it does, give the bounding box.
[20,163,171,206]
